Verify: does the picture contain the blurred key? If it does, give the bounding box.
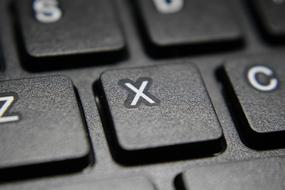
[16,0,125,58]
[180,157,285,190]
[136,0,242,49]
[250,0,285,39]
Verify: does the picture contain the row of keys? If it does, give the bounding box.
[0,57,284,179]
[14,0,285,67]
[25,157,285,190]
[99,57,285,164]
[17,0,241,59]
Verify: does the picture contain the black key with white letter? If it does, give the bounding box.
[0,76,90,180]
[224,56,285,149]
[16,0,125,59]
[99,64,225,164]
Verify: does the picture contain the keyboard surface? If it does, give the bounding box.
[0,0,285,190]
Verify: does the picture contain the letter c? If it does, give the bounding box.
[247,65,278,92]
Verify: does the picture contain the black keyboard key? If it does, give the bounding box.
[52,176,155,190]
[224,57,285,149]
[180,157,285,190]
[0,76,90,180]
[16,0,125,57]
[250,0,285,39]
[136,0,242,48]
[99,64,225,164]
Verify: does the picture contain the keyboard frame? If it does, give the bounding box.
[0,0,285,189]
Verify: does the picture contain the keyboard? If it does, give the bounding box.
[0,0,285,189]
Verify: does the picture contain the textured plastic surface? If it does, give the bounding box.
[51,176,156,190]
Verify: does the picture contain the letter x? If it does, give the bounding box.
[118,77,160,108]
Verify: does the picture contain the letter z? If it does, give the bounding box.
[0,94,20,124]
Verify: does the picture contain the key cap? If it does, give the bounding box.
[52,176,155,190]
[16,0,125,58]
[223,56,285,149]
[180,157,285,190]
[0,76,90,180]
[250,0,285,39]
[136,0,242,49]
[99,64,225,164]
